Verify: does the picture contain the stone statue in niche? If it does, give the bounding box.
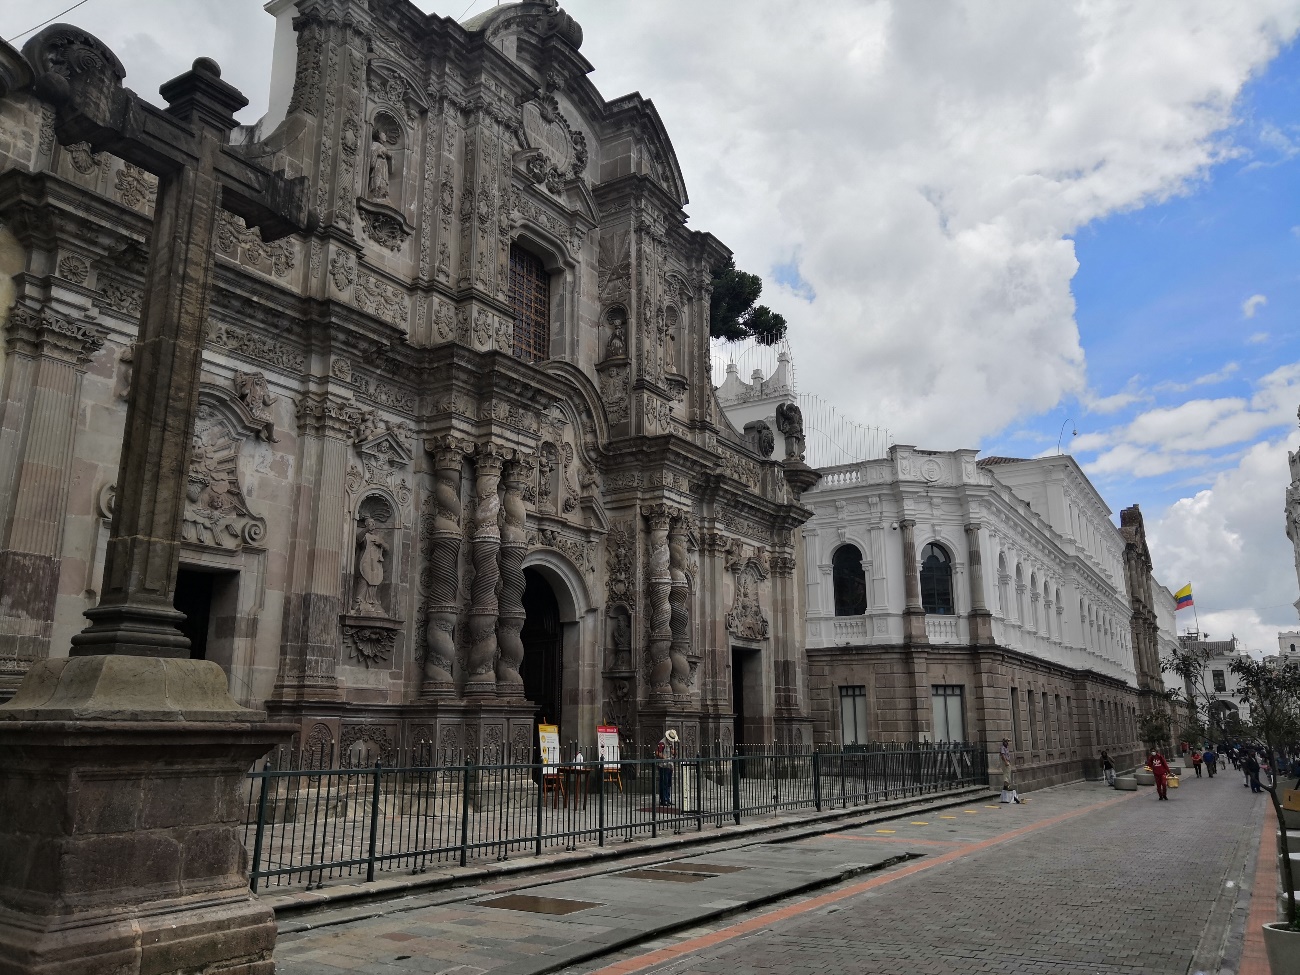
[607,606,631,671]
[368,122,396,201]
[775,402,806,461]
[351,498,393,616]
[604,307,627,359]
[743,420,775,458]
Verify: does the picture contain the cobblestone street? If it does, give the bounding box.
[274,771,1267,975]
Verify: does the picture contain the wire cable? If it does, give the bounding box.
[6,0,96,44]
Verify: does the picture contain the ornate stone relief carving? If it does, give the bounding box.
[605,519,635,604]
[208,322,305,373]
[114,163,156,210]
[725,549,770,641]
[354,270,410,329]
[233,370,279,442]
[346,413,414,508]
[329,250,355,293]
[183,401,266,550]
[215,209,296,278]
[357,199,413,251]
[743,420,775,458]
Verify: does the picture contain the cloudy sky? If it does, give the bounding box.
[12,0,1300,652]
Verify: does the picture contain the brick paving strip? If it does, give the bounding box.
[1240,815,1279,975]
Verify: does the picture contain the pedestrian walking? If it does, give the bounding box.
[655,729,679,807]
[1245,752,1264,793]
[1191,748,1203,778]
[1149,750,1171,800]
[999,738,1021,803]
[1100,750,1116,787]
[1203,745,1217,778]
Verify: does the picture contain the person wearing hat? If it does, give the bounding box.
[656,729,679,807]
[999,738,1021,803]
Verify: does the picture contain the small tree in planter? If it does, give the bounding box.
[1228,657,1300,973]
[1138,707,1173,756]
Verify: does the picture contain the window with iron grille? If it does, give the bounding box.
[509,244,550,362]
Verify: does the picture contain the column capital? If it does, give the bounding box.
[424,433,474,470]
[5,305,106,367]
[471,440,510,476]
[295,391,361,440]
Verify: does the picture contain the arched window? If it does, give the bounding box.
[509,243,550,362]
[832,544,867,616]
[1043,582,1052,639]
[919,543,954,615]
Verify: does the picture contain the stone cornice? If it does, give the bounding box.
[4,305,106,367]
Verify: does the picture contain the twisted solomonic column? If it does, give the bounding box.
[421,436,468,698]
[464,443,507,697]
[668,514,692,696]
[496,453,531,697]
[643,504,674,700]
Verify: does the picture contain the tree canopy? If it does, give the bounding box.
[709,258,787,346]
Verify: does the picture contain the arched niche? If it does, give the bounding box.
[347,489,402,621]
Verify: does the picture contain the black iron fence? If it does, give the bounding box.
[243,741,987,892]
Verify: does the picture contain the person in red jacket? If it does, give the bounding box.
[1149,750,1172,800]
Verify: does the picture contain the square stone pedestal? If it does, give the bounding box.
[0,656,293,975]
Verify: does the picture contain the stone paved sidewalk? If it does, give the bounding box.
[274,773,1266,975]
[564,770,1266,975]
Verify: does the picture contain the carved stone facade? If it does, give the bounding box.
[0,0,812,752]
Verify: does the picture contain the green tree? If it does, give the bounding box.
[1229,657,1300,928]
[709,259,787,345]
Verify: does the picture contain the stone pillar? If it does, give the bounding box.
[643,504,674,702]
[964,522,995,646]
[0,307,105,695]
[899,518,928,645]
[495,453,530,697]
[420,435,466,697]
[272,394,353,703]
[667,514,692,697]
[464,443,504,698]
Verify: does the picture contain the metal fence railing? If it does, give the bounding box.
[242,741,988,892]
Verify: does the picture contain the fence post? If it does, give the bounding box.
[249,761,271,893]
[459,758,473,867]
[365,759,382,883]
[731,752,742,825]
[535,756,544,857]
[597,755,605,847]
[812,749,822,812]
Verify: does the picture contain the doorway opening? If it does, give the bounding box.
[174,568,215,660]
[731,646,762,749]
[520,568,562,729]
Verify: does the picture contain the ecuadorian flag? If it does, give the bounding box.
[1174,584,1194,611]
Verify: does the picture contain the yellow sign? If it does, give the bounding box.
[538,723,560,773]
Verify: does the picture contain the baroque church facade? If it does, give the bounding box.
[0,0,818,763]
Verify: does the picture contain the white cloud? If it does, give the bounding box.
[1148,438,1299,653]
[1249,331,1271,345]
[1243,293,1269,319]
[1079,362,1300,476]
[38,1,1300,449]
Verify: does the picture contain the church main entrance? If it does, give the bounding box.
[520,568,563,732]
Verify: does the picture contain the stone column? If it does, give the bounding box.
[464,443,504,698]
[420,435,467,697]
[495,452,530,697]
[271,394,354,703]
[964,522,995,646]
[643,504,673,701]
[0,308,105,695]
[667,514,692,697]
[899,518,928,645]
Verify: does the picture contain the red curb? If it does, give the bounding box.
[1240,815,1277,975]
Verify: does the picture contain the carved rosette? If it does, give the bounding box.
[421,435,468,696]
[668,517,692,695]
[495,453,532,697]
[643,504,674,699]
[341,617,400,668]
[465,443,507,696]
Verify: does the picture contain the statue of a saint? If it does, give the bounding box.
[605,316,627,359]
[368,129,394,201]
[351,516,388,615]
[775,402,807,462]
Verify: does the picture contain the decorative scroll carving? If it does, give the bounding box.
[341,619,398,668]
[329,250,355,293]
[215,209,296,277]
[208,322,305,372]
[743,420,775,458]
[496,454,531,696]
[606,520,634,604]
[357,198,413,251]
[114,163,156,210]
[355,270,410,328]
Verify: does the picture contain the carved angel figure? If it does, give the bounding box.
[351,516,388,616]
[775,402,807,461]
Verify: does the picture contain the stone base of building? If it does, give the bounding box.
[0,657,292,975]
[807,642,1143,792]
[265,697,543,766]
